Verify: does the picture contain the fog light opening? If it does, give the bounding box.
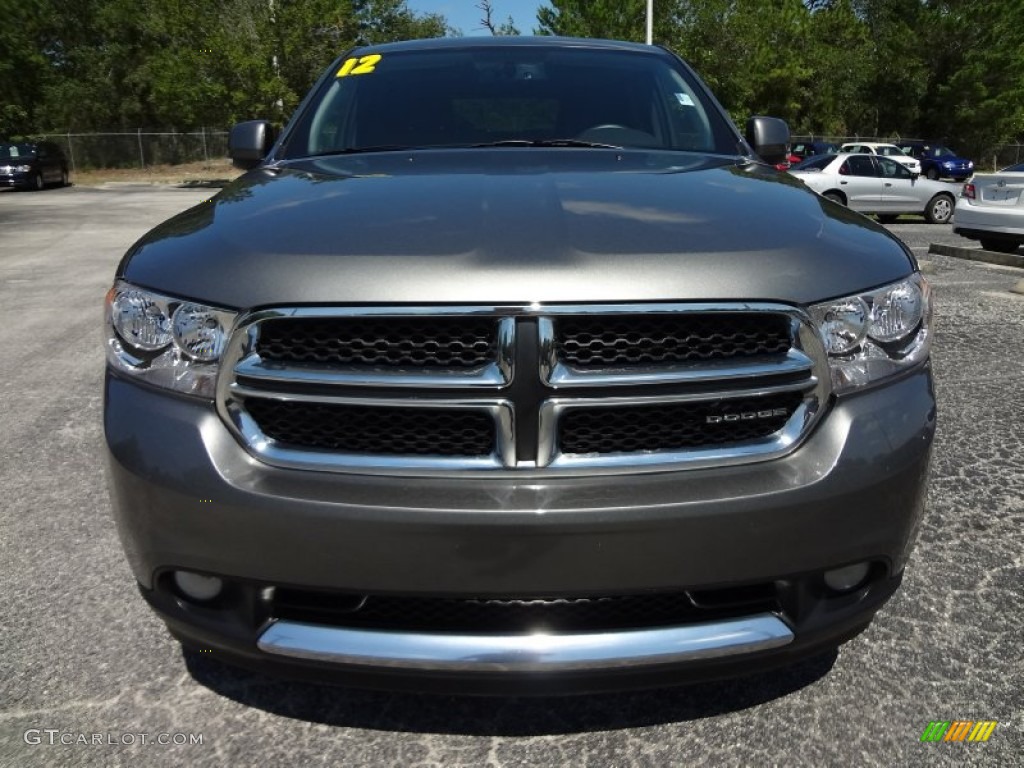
[173,571,224,602]
[823,562,871,594]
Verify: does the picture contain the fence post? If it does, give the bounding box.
[66,131,76,173]
[201,126,209,164]
[137,128,145,168]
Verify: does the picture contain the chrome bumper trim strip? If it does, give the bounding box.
[257,613,794,672]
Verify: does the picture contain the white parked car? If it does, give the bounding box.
[790,153,957,223]
[953,162,1024,253]
[840,142,922,175]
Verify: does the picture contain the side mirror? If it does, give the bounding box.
[229,120,275,170]
[745,116,790,166]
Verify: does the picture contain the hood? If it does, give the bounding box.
[121,149,915,309]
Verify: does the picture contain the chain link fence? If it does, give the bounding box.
[32,130,230,171]
[24,130,1024,173]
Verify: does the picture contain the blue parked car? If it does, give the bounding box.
[899,141,973,181]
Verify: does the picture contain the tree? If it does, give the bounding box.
[17,0,451,132]
[477,1,520,35]
[916,0,1024,157]
[536,0,646,40]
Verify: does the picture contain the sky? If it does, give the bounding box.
[406,1,553,36]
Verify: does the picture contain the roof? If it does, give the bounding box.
[350,36,665,56]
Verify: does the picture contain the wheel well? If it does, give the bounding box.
[822,190,846,204]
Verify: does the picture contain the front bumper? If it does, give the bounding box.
[939,164,972,180]
[0,171,30,188]
[105,365,935,691]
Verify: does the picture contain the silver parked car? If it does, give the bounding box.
[104,37,935,694]
[790,152,957,223]
[953,162,1024,253]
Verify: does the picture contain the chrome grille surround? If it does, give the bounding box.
[232,307,515,388]
[216,303,831,474]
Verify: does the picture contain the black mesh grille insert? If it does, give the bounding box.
[270,587,778,633]
[555,313,792,368]
[244,399,495,456]
[256,316,498,368]
[559,392,803,455]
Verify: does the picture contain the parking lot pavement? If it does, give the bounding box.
[1,187,1020,767]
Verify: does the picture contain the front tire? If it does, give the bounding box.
[925,168,940,181]
[925,194,954,224]
[979,239,1021,254]
[31,172,44,191]
[823,191,845,205]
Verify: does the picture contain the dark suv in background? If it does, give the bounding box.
[899,141,973,181]
[0,141,70,190]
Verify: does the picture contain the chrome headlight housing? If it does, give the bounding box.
[105,280,237,397]
[809,273,931,393]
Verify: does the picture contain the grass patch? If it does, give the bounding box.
[72,158,242,187]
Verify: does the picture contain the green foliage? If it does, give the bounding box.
[916,0,1024,158]
[6,0,449,133]
[537,0,1024,155]
[0,0,52,135]
[3,0,1021,159]
[536,0,644,39]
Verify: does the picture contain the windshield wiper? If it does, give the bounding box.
[471,139,623,149]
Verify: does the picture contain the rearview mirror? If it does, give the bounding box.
[229,120,275,170]
[745,116,790,166]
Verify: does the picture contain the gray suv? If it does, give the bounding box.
[104,37,935,694]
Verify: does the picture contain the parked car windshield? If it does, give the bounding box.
[1000,162,1024,172]
[876,145,909,157]
[923,145,956,157]
[283,45,738,158]
[0,143,35,159]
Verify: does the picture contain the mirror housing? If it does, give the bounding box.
[229,120,275,170]
[745,116,790,166]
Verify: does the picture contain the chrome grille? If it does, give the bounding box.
[257,316,498,368]
[559,393,803,455]
[554,313,791,367]
[217,303,829,473]
[244,399,495,456]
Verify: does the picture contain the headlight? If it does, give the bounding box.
[15,164,32,172]
[809,274,931,393]
[105,280,237,397]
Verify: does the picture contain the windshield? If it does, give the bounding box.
[283,46,737,158]
[876,145,908,157]
[925,145,956,157]
[0,143,34,159]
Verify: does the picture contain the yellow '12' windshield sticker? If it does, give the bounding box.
[337,54,382,78]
